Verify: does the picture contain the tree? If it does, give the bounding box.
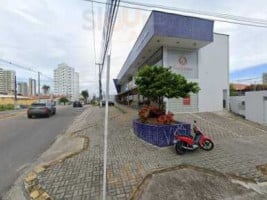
[81,90,89,104]
[229,83,236,96]
[59,97,69,105]
[42,85,50,95]
[135,65,200,110]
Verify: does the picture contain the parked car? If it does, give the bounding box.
[101,100,115,106]
[27,102,56,118]
[73,101,83,107]
[46,102,56,114]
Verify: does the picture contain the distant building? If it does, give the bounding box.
[54,63,80,101]
[74,72,80,100]
[29,78,36,96]
[18,82,28,96]
[0,68,16,94]
[231,83,248,91]
[263,73,267,84]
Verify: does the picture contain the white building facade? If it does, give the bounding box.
[18,82,28,96]
[54,63,80,101]
[0,68,16,94]
[28,78,36,96]
[245,91,267,125]
[230,91,267,125]
[114,11,229,113]
[263,73,267,85]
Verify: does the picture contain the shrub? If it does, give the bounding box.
[135,65,200,125]
[0,104,14,111]
[157,113,174,125]
[138,105,174,125]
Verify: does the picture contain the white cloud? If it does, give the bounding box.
[1,0,267,96]
[4,8,44,25]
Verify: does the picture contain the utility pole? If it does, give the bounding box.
[103,54,110,200]
[14,75,17,109]
[38,71,40,102]
[96,63,103,103]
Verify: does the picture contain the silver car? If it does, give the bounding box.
[27,102,56,118]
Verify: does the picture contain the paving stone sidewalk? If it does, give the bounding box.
[35,105,267,200]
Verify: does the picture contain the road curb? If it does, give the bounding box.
[23,135,90,200]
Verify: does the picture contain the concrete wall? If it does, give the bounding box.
[229,96,245,117]
[164,33,229,113]
[198,33,229,112]
[0,97,35,106]
[166,48,199,112]
[245,91,267,125]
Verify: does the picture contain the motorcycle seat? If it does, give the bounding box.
[179,134,193,139]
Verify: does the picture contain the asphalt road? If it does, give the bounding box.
[0,105,85,197]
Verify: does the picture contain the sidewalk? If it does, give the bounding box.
[11,105,267,199]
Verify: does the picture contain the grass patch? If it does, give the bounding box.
[0,104,14,112]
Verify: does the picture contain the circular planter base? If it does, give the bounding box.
[133,119,191,147]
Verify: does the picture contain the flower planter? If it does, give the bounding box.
[133,119,191,147]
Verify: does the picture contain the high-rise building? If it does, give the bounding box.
[54,63,80,101]
[18,82,28,96]
[29,78,36,96]
[0,68,16,94]
[0,68,4,94]
[263,73,267,84]
[74,72,80,100]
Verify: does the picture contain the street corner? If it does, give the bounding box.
[37,133,88,167]
[23,168,53,200]
[22,135,89,200]
[130,164,267,200]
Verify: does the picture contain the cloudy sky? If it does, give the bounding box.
[0,0,267,95]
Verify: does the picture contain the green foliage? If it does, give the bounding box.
[59,97,69,105]
[0,104,14,111]
[229,83,235,96]
[42,85,50,94]
[135,65,200,110]
[81,90,89,103]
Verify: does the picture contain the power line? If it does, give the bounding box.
[0,58,38,73]
[0,58,53,80]
[232,77,262,82]
[85,0,267,28]
[91,1,97,63]
[121,0,267,26]
[99,0,120,69]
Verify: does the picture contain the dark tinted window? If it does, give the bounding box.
[31,103,46,107]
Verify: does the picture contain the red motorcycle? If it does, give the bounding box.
[173,121,214,155]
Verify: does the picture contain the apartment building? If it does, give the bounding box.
[18,82,28,96]
[263,73,267,84]
[54,63,80,101]
[29,78,36,96]
[0,68,16,94]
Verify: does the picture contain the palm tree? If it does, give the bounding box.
[42,85,50,95]
[81,90,89,104]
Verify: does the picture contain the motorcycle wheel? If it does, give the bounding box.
[175,141,186,155]
[200,139,214,151]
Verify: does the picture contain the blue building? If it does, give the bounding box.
[114,11,229,113]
